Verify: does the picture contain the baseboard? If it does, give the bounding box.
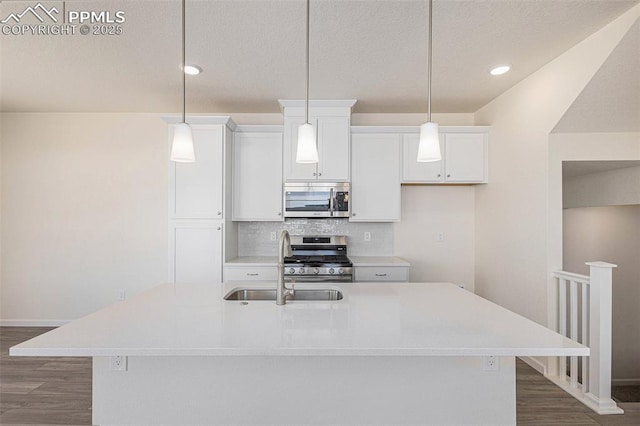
[0,319,70,327]
[519,355,547,375]
[613,378,640,386]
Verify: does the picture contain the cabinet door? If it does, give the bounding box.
[444,133,487,182]
[354,266,409,282]
[402,133,444,182]
[170,222,222,284]
[170,125,224,219]
[233,133,283,221]
[224,266,278,282]
[284,117,317,180]
[350,134,401,222]
[317,116,350,181]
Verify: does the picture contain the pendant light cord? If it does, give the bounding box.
[182,0,186,124]
[427,0,433,123]
[305,0,310,124]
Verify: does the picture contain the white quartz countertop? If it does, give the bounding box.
[225,256,409,267]
[349,256,410,267]
[225,256,278,267]
[11,282,587,358]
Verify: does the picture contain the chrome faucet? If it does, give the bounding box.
[276,230,294,305]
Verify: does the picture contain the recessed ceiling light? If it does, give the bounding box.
[183,65,202,75]
[490,65,510,76]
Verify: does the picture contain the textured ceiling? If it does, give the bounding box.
[1,0,639,114]
[553,20,640,133]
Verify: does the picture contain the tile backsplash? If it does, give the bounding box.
[238,219,393,256]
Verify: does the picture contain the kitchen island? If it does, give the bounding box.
[11,282,587,425]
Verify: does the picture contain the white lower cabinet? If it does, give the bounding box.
[350,133,402,222]
[224,266,277,282]
[354,266,409,282]
[233,132,283,221]
[169,221,223,284]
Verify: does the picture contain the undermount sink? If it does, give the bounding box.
[224,287,343,302]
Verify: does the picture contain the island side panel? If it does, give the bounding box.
[93,356,515,425]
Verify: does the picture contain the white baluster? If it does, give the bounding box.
[581,283,589,392]
[570,280,578,388]
[558,277,567,380]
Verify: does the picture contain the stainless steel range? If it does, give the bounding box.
[284,236,353,282]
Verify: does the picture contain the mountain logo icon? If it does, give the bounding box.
[1,2,60,24]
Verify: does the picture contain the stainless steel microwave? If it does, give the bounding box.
[284,182,350,218]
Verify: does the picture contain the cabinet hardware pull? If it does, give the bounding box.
[247,273,259,276]
[217,211,222,216]
[278,212,282,216]
[216,227,221,230]
[313,172,317,176]
[437,174,441,177]
[352,213,356,216]
[318,173,322,176]
[447,174,451,178]
[375,273,387,277]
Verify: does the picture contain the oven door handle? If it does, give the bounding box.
[329,188,334,217]
[285,275,352,283]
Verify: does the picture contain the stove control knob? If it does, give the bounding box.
[313,268,320,275]
[289,268,296,274]
[329,268,335,275]
[338,268,344,275]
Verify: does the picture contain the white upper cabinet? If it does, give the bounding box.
[233,131,284,221]
[351,133,402,222]
[169,124,225,219]
[444,133,487,182]
[401,128,488,184]
[281,100,355,182]
[284,116,317,180]
[317,116,350,181]
[402,133,444,182]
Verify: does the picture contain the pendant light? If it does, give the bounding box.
[170,0,195,163]
[417,0,441,162]
[296,0,319,164]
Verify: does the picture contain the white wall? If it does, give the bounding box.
[394,185,475,291]
[0,113,168,324]
[473,5,639,327]
[563,206,640,382]
[563,165,640,208]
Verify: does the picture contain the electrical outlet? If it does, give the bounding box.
[437,232,445,242]
[364,232,371,242]
[270,232,277,241]
[109,355,127,371]
[482,356,499,371]
[118,289,126,301]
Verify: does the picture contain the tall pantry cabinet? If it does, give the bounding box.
[164,117,237,285]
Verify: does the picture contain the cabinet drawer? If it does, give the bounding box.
[354,267,408,282]
[224,266,277,281]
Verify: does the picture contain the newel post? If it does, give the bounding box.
[585,261,621,414]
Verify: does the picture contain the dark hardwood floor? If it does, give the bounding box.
[1,327,638,425]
